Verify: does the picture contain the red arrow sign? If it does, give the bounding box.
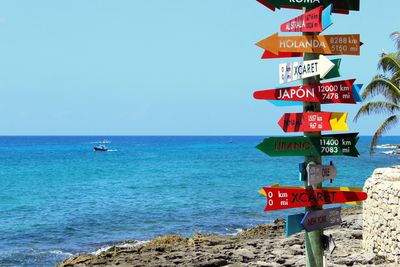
[262,187,368,211]
[278,112,348,132]
[253,79,357,104]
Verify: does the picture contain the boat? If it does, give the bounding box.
[94,145,108,152]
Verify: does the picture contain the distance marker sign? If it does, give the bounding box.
[254,79,361,104]
[261,187,367,211]
[280,5,333,33]
[257,0,360,13]
[278,112,348,132]
[256,33,361,56]
[259,185,364,206]
[279,55,337,84]
[256,133,359,157]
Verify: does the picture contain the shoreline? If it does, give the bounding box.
[57,207,396,267]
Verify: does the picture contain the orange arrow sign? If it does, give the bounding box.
[256,33,361,56]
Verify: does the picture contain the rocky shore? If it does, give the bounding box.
[57,207,396,267]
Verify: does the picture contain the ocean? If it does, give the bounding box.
[0,136,398,267]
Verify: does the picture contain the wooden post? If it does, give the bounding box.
[303,7,324,267]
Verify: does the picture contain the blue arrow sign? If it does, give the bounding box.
[286,213,305,237]
[321,5,333,31]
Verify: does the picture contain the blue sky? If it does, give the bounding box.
[0,0,398,135]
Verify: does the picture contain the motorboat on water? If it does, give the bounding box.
[94,145,108,152]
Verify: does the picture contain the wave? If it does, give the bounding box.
[381,150,400,155]
[93,241,149,256]
[89,140,112,144]
[0,249,74,267]
[376,144,400,149]
[43,250,74,257]
[225,228,243,236]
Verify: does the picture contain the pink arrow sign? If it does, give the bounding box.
[253,79,358,104]
[280,5,333,33]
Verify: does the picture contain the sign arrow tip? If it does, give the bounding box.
[256,33,279,55]
[319,55,335,79]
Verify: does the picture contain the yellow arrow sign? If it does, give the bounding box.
[330,112,349,131]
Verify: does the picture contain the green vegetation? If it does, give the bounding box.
[354,32,400,154]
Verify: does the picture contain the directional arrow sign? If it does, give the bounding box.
[281,5,333,33]
[256,33,361,56]
[254,79,360,104]
[256,133,359,157]
[259,185,364,206]
[257,0,360,13]
[307,162,337,186]
[286,207,341,237]
[301,207,342,232]
[267,83,363,107]
[278,112,348,133]
[279,55,336,84]
[261,187,367,211]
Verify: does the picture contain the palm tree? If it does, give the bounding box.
[354,32,400,154]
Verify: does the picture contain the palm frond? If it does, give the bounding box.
[362,75,400,103]
[370,115,399,154]
[354,101,400,122]
[390,32,400,51]
[377,53,400,74]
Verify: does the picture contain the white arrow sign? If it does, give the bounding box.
[279,55,335,84]
[307,162,337,186]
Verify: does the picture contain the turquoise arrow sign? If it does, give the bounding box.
[286,213,305,237]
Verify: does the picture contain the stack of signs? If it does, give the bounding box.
[252,0,367,254]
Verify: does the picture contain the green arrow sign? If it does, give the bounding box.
[256,133,359,157]
[323,58,341,80]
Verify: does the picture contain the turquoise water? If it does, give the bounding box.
[0,136,399,266]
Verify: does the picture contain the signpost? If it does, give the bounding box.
[252,2,365,266]
[256,133,360,157]
[256,33,361,55]
[280,5,333,33]
[261,187,367,211]
[256,0,360,13]
[278,112,348,132]
[279,55,336,84]
[253,79,362,104]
